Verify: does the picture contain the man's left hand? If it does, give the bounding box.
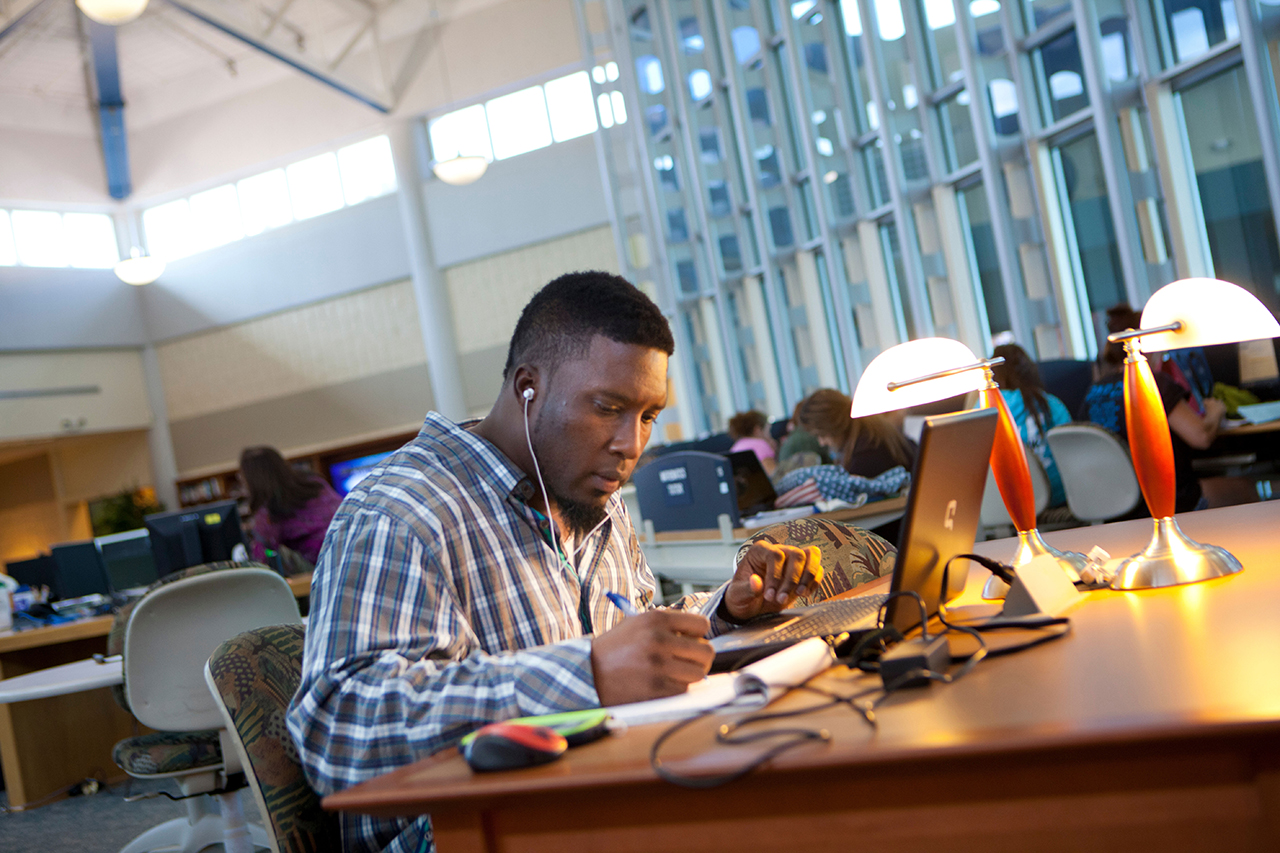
[722,543,823,622]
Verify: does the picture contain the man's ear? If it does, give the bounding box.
[511,364,540,404]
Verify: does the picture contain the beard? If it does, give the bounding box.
[549,487,609,536]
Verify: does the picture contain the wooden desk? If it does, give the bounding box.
[326,501,1280,852]
[640,497,908,596]
[0,616,136,808]
[0,570,314,808]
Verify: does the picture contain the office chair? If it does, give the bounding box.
[978,452,1052,539]
[733,518,897,605]
[205,624,341,853]
[112,565,303,853]
[1045,424,1143,524]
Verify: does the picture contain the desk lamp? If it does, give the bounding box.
[851,338,1089,580]
[1107,278,1280,590]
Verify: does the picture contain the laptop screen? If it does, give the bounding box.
[727,450,778,516]
[883,407,997,634]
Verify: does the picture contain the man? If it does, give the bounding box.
[289,272,821,853]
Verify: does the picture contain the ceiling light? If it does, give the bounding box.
[76,0,149,25]
[432,155,488,186]
[114,252,165,286]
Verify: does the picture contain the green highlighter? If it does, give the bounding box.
[458,708,614,750]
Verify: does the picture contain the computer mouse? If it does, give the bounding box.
[461,723,567,773]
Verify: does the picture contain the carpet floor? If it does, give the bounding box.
[0,777,265,853]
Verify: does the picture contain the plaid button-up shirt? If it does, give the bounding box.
[288,412,725,853]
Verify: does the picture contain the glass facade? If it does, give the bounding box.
[578,0,1280,435]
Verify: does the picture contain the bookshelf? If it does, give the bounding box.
[174,429,419,509]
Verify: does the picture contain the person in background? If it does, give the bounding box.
[239,446,343,566]
[991,343,1072,507]
[727,410,778,475]
[1079,306,1226,513]
[777,399,829,465]
[797,388,917,478]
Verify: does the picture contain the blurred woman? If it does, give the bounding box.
[991,343,1072,507]
[727,410,777,475]
[240,446,342,566]
[797,389,917,478]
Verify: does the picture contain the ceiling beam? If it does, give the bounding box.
[0,0,51,46]
[167,0,391,113]
[84,17,132,199]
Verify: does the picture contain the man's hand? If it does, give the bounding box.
[723,543,823,623]
[591,610,713,706]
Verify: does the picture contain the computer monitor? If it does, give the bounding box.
[50,541,112,600]
[95,528,159,593]
[5,555,59,599]
[145,500,246,577]
[329,450,395,496]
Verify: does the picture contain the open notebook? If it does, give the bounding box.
[604,637,834,727]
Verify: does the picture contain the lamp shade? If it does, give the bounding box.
[76,0,148,25]
[850,338,986,417]
[1138,278,1280,352]
[432,155,488,186]
[114,254,165,286]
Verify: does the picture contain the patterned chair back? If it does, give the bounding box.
[735,517,897,605]
[205,624,341,853]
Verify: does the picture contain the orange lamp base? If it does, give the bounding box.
[980,377,1088,588]
[1112,340,1243,589]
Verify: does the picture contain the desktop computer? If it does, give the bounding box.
[5,554,60,599]
[49,541,112,600]
[95,528,159,593]
[145,500,246,577]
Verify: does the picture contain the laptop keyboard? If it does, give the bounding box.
[765,592,889,644]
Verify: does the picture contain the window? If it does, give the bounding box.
[63,213,119,268]
[286,153,345,220]
[544,71,598,142]
[0,211,15,266]
[142,135,398,261]
[337,136,397,205]
[0,209,118,268]
[238,170,293,236]
[1179,64,1280,310]
[486,87,554,160]
[11,210,66,267]
[188,184,244,252]
[143,199,194,261]
[1036,28,1089,123]
[428,104,494,162]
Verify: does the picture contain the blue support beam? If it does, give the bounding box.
[85,18,132,199]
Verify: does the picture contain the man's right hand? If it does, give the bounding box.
[590,610,713,706]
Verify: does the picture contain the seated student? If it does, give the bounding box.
[727,409,778,475]
[991,343,1072,506]
[239,446,342,566]
[1080,306,1226,513]
[288,272,823,853]
[797,388,917,478]
[778,399,828,464]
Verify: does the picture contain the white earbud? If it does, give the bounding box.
[522,387,535,401]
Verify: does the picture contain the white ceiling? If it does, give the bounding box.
[0,0,509,136]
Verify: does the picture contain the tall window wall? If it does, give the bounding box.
[578,0,1280,433]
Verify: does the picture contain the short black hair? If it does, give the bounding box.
[502,271,674,380]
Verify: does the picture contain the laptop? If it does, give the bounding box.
[727,450,779,517]
[710,407,998,670]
